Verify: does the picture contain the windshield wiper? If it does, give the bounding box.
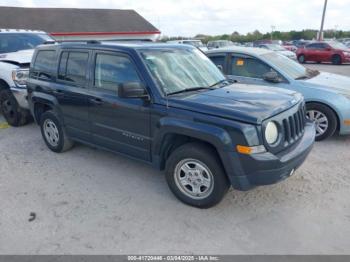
[166,87,213,96]
[210,79,232,88]
[295,75,309,80]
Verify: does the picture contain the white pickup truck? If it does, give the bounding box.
[0,29,52,126]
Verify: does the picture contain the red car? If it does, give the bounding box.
[296,41,350,65]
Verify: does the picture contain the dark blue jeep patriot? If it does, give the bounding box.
[27,42,315,208]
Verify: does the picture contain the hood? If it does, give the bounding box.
[302,72,350,95]
[169,84,302,124]
[0,49,34,65]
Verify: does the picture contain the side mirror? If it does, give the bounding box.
[263,71,281,83]
[118,82,149,99]
[217,65,223,72]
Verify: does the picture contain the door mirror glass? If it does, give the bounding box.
[263,71,281,83]
[118,82,148,99]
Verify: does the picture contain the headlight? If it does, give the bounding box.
[265,121,279,145]
[12,69,29,87]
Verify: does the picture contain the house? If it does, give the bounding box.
[0,6,161,41]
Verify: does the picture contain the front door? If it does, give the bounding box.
[226,54,272,85]
[88,52,151,161]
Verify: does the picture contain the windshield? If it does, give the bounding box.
[261,52,318,79]
[266,44,286,51]
[0,33,53,54]
[141,48,225,95]
[328,41,348,50]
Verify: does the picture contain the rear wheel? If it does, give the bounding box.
[0,89,30,126]
[165,143,229,208]
[298,54,306,64]
[306,103,338,141]
[40,110,74,153]
[331,55,342,65]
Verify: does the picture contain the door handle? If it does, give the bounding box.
[89,98,104,105]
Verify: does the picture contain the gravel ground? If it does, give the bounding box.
[0,64,349,255]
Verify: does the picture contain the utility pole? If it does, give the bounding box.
[318,0,328,41]
[271,25,276,41]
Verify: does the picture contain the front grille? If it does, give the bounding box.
[282,105,306,147]
[263,101,307,154]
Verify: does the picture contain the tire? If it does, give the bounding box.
[331,55,342,65]
[165,142,229,208]
[40,110,73,153]
[306,103,338,141]
[0,89,31,126]
[298,54,306,64]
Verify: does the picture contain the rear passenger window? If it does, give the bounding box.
[94,54,140,92]
[33,50,56,79]
[58,51,89,85]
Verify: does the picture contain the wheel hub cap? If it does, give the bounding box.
[43,119,60,147]
[174,159,214,200]
[307,110,329,137]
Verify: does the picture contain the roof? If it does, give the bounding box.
[0,29,45,34]
[0,6,160,35]
[38,42,194,52]
[206,46,273,56]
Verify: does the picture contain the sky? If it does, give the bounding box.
[2,0,350,37]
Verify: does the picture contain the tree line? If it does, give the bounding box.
[162,29,350,43]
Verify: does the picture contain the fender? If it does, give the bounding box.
[30,91,63,123]
[152,116,234,156]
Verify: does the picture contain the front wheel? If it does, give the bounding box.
[0,89,31,126]
[165,143,229,208]
[331,55,342,65]
[306,103,338,141]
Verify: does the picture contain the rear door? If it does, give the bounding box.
[317,43,332,62]
[88,51,151,161]
[55,49,91,141]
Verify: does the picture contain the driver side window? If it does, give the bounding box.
[230,55,272,79]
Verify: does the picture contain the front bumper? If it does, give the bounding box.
[10,87,29,109]
[221,122,316,191]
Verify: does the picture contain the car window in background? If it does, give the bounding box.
[306,43,322,49]
[141,48,225,95]
[183,40,205,48]
[94,54,140,92]
[0,33,53,54]
[58,51,89,85]
[230,56,271,78]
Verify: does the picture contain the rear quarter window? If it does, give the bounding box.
[33,50,56,72]
[31,50,56,80]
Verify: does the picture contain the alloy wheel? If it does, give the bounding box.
[307,110,329,137]
[43,119,60,147]
[174,159,214,200]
